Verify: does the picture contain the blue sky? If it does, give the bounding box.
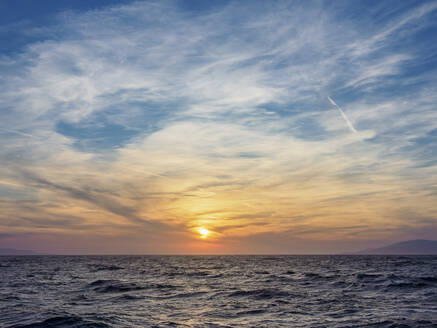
[0,0,436,254]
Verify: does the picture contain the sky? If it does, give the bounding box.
[0,0,436,254]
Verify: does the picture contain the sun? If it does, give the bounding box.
[197,227,210,239]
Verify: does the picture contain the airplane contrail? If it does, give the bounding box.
[328,96,357,133]
[0,128,34,138]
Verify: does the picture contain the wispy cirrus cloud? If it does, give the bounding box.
[0,0,436,254]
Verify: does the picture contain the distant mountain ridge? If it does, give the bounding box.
[0,248,41,255]
[355,239,437,255]
[2,241,437,255]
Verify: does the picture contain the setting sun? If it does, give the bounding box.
[198,227,211,239]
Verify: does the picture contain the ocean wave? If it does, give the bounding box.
[88,280,144,293]
[110,294,143,301]
[349,319,436,327]
[236,309,266,316]
[164,270,210,277]
[419,276,437,283]
[90,265,123,272]
[355,273,383,280]
[154,291,209,300]
[7,315,109,328]
[228,288,290,300]
[385,281,429,289]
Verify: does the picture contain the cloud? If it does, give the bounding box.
[0,0,436,253]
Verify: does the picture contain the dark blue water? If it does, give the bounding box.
[0,256,436,327]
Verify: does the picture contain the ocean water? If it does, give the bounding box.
[0,255,436,327]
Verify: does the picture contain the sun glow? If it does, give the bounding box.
[198,227,210,239]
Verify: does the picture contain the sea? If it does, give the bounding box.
[0,255,436,327]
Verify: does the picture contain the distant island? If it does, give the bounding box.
[0,248,42,255]
[355,239,437,255]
